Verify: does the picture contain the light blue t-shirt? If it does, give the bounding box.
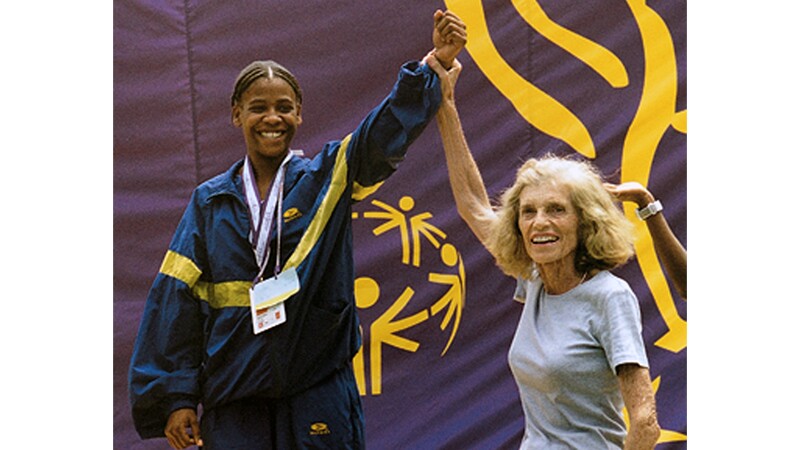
[508,270,649,449]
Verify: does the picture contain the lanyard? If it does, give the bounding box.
[242,153,292,284]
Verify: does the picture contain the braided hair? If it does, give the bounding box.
[231,60,303,106]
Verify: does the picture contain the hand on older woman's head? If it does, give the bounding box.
[604,182,654,208]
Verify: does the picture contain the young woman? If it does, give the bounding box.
[129,11,466,450]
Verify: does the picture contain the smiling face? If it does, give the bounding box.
[232,76,302,164]
[517,181,580,271]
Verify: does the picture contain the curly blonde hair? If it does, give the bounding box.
[487,155,635,279]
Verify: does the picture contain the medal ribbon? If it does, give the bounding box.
[242,153,292,284]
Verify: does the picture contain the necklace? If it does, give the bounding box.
[542,271,588,296]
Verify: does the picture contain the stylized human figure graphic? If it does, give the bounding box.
[353,276,430,396]
[364,196,447,267]
[409,206,447,267]
[352,277,380,396]
[428,243,466,356]
[363,199,412,264]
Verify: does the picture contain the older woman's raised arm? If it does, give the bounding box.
[426,55,498,251]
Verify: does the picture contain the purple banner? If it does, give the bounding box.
[114,0,686,448]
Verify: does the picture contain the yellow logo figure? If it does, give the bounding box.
[429,244,466,356]
[352,195,466,396]
[353,277,429,396]
[363,196,447,267]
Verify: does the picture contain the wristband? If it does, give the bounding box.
[635,200,663,220]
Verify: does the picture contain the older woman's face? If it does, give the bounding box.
[517,181,579,270]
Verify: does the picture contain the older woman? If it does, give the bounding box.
[427,55,660,450]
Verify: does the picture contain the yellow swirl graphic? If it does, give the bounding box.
[511,0,629,88]
[445,0,596,158]
[621,0,686,353]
